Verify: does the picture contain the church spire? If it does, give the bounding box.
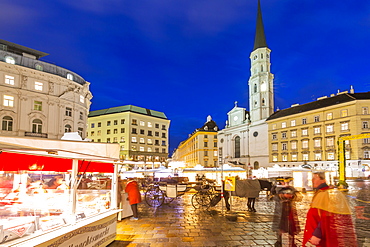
[253,0,267,51]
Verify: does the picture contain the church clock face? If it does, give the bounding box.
[233,116,238,122]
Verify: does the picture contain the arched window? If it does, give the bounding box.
[254,161,259,169]
[2,116,13,131]
[66,73,74,80]
[234,136,240,158]
[65,124,72,133]
[32,119,42,133]
[254,84,257,93]
[262,98,265,106]
[5,56,15,64]
[260,81,266,91]
[261,65,263,72]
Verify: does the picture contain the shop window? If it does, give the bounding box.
[2,116,13,131]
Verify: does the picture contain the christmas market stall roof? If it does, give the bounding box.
[0,136,120,173]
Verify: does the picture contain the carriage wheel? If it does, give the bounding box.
[191,192,211,209]
[145,188,164,207]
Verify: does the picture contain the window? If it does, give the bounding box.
[140,138,145,144]
[162,125,166,130]
[90,131,94,136]
[65,124,72,132]
[140,129,145,135]
[345,151,350,160]
[272,143,278,151]
[204,142,208,147]
[362,121,369,129]
[97,139,101,142]
[121,119,125,124]
[107,129,111,134]
[140,121,145,126]
[139,146,144,151]
[234,136,241,158]
[282,155,288,161]
[291,154,297,161]
[272,124,277,130]
[32,119,42,133]
[214,142,217,147]
[214,151,218,156]
[132,128,137,134]
[155,148,159,152]
[66,73,74,80]
[155,140,159,146]
[302,129,308,136]
[326,137,334,147]
[98,122,101,127]
[35,64,43,71]
[5,75,14,85]
[66,107,72,117]
[314,139,321,147]
[303,154,309,161]
[107,121,111,126]
[155,132,159,137]
[34,101,42,111]
[272,155,278,162]
[161,141,166,146]
[341,122,349,131]
[272,133,277,140]
[35,82,43,91]
[302,140,309,149]
[291,130,297,138]
[291,120,296,127]
[77,127,83,136]
[79,112,83,120]
[162,133,166,138]
[120,145,125,151]
[148,130,152,136]
[148,139,152,144]
[204,135,208,139]
[148,147,152,152]
[282,132,287,139]
[155,123,159,128]
[113,137,117,143]
[326,124,334,133]
[120,137,125,143]
[327,152,335,160]
[364,151,370,159]
[107,138,111,143]
[5,56,15,64]
[315,153,322,161]
[282,143,287,151]
[148,122,152,128]
[302,118,307,125]
[113,120,118,125]
[131,137,137,143]
[363,107,369,115]
[364,138,370,144]
[314,127,321,134]
[291,141,297,150]
[97,130,101,136]
[326,113,333,120]
[91,123,95,128]
[132,119,137,125]
[3,95,14,107]
[281,122,286,128]
[341,110,348,117]
[113,129,118,134]
[121,128,125,133]
[314,116,320,122]
[254,84,257,93]
[2,116,13,131]
[204,151,208,157]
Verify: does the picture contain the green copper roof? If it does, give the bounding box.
[88,105,168,119]
[253,0,268,51]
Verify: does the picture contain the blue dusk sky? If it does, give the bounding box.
[2,0,370,154]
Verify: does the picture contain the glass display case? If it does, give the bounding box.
[0,171,116,245]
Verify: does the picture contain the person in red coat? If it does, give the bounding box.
[125,177,142,220]
[303,172,357,247]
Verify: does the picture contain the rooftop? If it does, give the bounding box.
[88,105,168,119]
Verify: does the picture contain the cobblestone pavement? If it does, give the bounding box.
[108,187,369,247]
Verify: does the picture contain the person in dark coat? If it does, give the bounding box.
[125,177,142,220]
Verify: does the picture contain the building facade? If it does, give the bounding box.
[266,89,370,173]
[173,116,219,168]
[0,39,92,139]
[217,1,272,170]
[87,105,170,167]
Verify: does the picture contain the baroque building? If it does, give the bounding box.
[87,105,170,167]
[217,0,272,170]
[172,116,219,168]
[266,89,370,173]
[0,39,92,139]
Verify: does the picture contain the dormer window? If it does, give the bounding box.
[5,56,15,64]
[35,64,43,71]
[66,73,73,80]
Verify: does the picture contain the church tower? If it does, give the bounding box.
[248,0,274,122]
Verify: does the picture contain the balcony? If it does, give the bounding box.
[25,132,48,138]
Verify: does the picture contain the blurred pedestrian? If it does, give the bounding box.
[272,177,301,247]
[125,177,142,220]
[303,172,357,247]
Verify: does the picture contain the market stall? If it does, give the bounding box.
[0,136,121,247]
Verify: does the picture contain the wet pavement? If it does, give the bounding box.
[108,182,370,247]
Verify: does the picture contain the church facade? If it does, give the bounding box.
[217,0,273,170]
